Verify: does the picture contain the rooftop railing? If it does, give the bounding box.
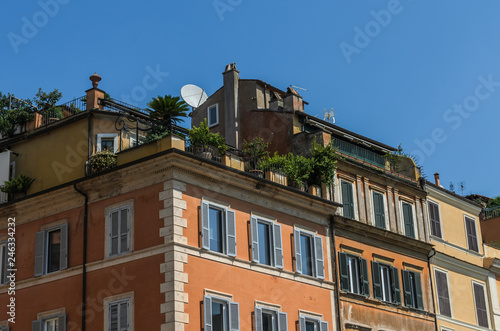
[483,206,500,220]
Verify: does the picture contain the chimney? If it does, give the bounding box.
[283,87,304,113]
[269,91,283,111]
[434,173,440,186]
[223,63,240,149]
[86,73,105,110]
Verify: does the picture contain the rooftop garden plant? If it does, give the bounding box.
[187,119,228,155]
[87,150,117,174]
[0,174,35,195]
[145,95,188,143]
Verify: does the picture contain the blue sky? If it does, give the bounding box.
[2,0,499,197]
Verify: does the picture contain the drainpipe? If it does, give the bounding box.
[329,215,342,331]
[427,248,438,331]
[74,183,88,331]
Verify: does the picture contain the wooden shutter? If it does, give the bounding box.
[466,217,478,252]
[250,217,259,263]
[314,235,325,279]
[34,231,45,277]
[59,223,68,270]
[201,202,210,250]
[414,272,423,309]
[320,321,329,331]
[391,266,401,305]
[229,301,240,331]
[473,283,489,328]
[428,202,441,237]
[373,192,385,229]
[298,316,306,331]
[360,258,370,297]
[371,261,382,300]
[294,229,302,273]
[278,312,287,331]
[120,208,130,254]
[254,307,262,331]
[341,181,354,219]
[402,203,415,238]
[338,252,349,291]
[226,209,237,257]
[110,210,119,256]
[435,270,451,316]
[31,321,41,331]
[203,296,212,331]
[273,223,284,269]
[402,270,412,308]
[58,314,67,331]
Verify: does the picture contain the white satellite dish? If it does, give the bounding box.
[181,84,208,108]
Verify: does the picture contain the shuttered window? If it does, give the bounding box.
[201,201,237,257]
[294,229,325,279]
[402,202,415,239]
[34,223,68,277]
[402,270,423,310]
[109,207,130,257]
[428,201,442,238]
[298,316,328,331]
[254,307,287,331]
[0,243,7,285]
[338,252,369,297]
[341,180,355,219]
[373,191,386,229]
[473,283,489,328]
[371,261,401,304]
[434,270,452,317]
[32,314,66,331]
[250,217,283,269]
[204,296,240,331]
[109,299,130,331]
[465,216,478,252]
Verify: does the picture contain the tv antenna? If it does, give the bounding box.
[181,84,208,109]
[323,108,335,124]
[289,85,308,91]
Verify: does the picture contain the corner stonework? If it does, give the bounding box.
[159,180,189,330]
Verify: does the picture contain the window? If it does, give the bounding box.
[340,180,355,219]
[34,224,68,277]
[208,104,219,127]
[201,201,236,256]
[97,133,119,153]
[372,191,386,229]
[294,229,325,279]
[434,269,452,317]
[372,262,401,304]
[254,307,287,331]
[0,324,9,331]
[109,206,130,257]
[298,316,329,331]
[250,217,283,268]
[428,201,442,238]
[0,242,7,285]
[401,270,423,309]
[465,216,479,252]
[338,252,369,296]
[32,314,66,331]
[108,299,130,331]
[203,295,239,331]
[401,202,415,239]
[473,282,489,328]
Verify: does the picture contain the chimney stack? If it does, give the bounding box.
[223,63,240,149]
[434,173,440,186]
[86,73,105,110]
[283,87,304,113]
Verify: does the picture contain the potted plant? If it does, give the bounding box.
[309,141,339,195]
[285,154,313,191]
[145,95,189,143]
[187,119,227,159]
[1,174,35,199]
[87,150,117,175]
[243,137,269,177]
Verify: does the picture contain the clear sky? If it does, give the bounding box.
[2,0,499,197]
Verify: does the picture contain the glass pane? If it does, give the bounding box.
[258,222,272,266]
[102,138,114,152]
[44,318,58,331]
[262,311,274,331]
[48,230,61,273]
[409,272,417,308]
[209,106,217,125]
[212,301,224,331]
[306,321,316,331]
[209,208,224,253]
[300,234,313,276]
[380,265,392,302]
[347,256,360,294]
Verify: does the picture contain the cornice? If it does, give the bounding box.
[430,251,489,280]
[426,185,481,216]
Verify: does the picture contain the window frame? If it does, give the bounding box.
[372,261,401,304]
[472,280,490,328]
[427,199,443,239]
[97,133,119,153]
[401,201,417,239]
[338,252,369,297]
[464,215,479,253]
[108,206,131,257]
[207,104,219,127]
[254,306,287,331]
[294,228,325,279]
[401,269,424,310]
[103,292,134,331]
[104,200,134,259]
[32,309,66,331]
[433,268,453,317]
[372,190,387,230]
[250,216,283,268]
[34,223,68,277]
[201,200,237,257]
[298,315,329,331]
[203,295,239,331]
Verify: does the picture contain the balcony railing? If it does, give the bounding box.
[483,206,500,220]
[333,139,386,168]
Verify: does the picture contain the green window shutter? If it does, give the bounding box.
[278,312,287,331]
[59,223,68,270]
[338,252,349,291]
[226,209,237,257]
[203,296,212,331]
[32,320,41,331]
[414,272,423,310]
[402,203,415,238]
[273,223,284,269]
[371,261,382,300]
[360,257,370,297]
[201,202,210,250]
[373,192,385,229]
[229,301,240,331]
[341,181,354,219]
[34,231,45,277]
[391,266,401,305]
[402,270,412,307]
[314,235,325,279]
[294,229,302,273]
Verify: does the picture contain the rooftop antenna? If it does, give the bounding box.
[323,108,335,124]
[289,85,308,91]
[180,84,208,110]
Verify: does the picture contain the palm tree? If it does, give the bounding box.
[147,95,189,131]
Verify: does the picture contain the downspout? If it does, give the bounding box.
[87,111,92,160]
[329,214,342,331]
[427,247,438,331]
[74,183,88,331]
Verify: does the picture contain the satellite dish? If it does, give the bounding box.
[181,84,208,108]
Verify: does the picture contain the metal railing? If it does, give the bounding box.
[483,206,500,220]
[333,139,386,168]
[40,96,87,126]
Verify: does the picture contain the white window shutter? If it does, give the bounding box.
[201,202,210,249]
[34,231,45,277]
[273,223,283,269]
[320,320,329,331]
[120,301,128,330]
[254,307,262,331]
[0,150,11,185]
[203,296,212,331]
[294,229,302,273]
[226,209,237,257]
[314,235,325,279]
[250,217,259,263]
[298,316,306,331]
[58,314,66,331]
[229,301,240,331]
[59,223,68,270]
[278,312,287,331]
[32,320,41,331]
[113,135,120,153]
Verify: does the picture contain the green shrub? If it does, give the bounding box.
[1,174,35,194]
[88,150,117,174]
